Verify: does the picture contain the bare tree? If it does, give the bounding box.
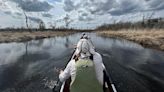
[39,21,45,30]
[148,11,155,20]
[64,14,73,28]
[23,11,29,29]
[64,14,69,28]
[48,22,56,29]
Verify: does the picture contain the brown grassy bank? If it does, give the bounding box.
[0,31,76,43]
[97,29,164,51]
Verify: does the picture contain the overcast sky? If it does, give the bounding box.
[0,0,164,29]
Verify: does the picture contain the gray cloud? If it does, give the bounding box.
[28,16,43,23]
[11,0,53,12]
[109,0,144,15]
[146,0,164,11]
[78,11,94,21]
[63,0,116,14]
[63,0,164,16]
[78,16,93,21]
[42,13,53,18]
[4,11,12,15]
[81,13,88,17]
[87,0,116,15]
[63,0,75,12]
[15,12,22,16]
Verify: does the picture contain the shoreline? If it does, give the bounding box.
[1,30,164,51]
[0,31,76,43]
[97,29,164,51]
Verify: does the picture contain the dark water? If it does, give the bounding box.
[0,33,164,92]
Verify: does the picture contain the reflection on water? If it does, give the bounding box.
[0,33,164,92]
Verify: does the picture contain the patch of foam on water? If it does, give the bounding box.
[43,78,58,89]
[45,80,57,89]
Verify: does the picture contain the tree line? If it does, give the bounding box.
[96,18,164,31]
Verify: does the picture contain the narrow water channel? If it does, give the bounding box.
[0,33,164,92]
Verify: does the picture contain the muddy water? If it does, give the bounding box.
[0,33,164,92]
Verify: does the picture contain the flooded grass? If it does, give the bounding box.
[97,29,164,51]
[0,31,76,43]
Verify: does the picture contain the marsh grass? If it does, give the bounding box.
[98,29,164,51]
[0,31,75,43]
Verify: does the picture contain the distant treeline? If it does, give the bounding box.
[0,27,94,32]
[1,18,164,32]
[96,18,164,30]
